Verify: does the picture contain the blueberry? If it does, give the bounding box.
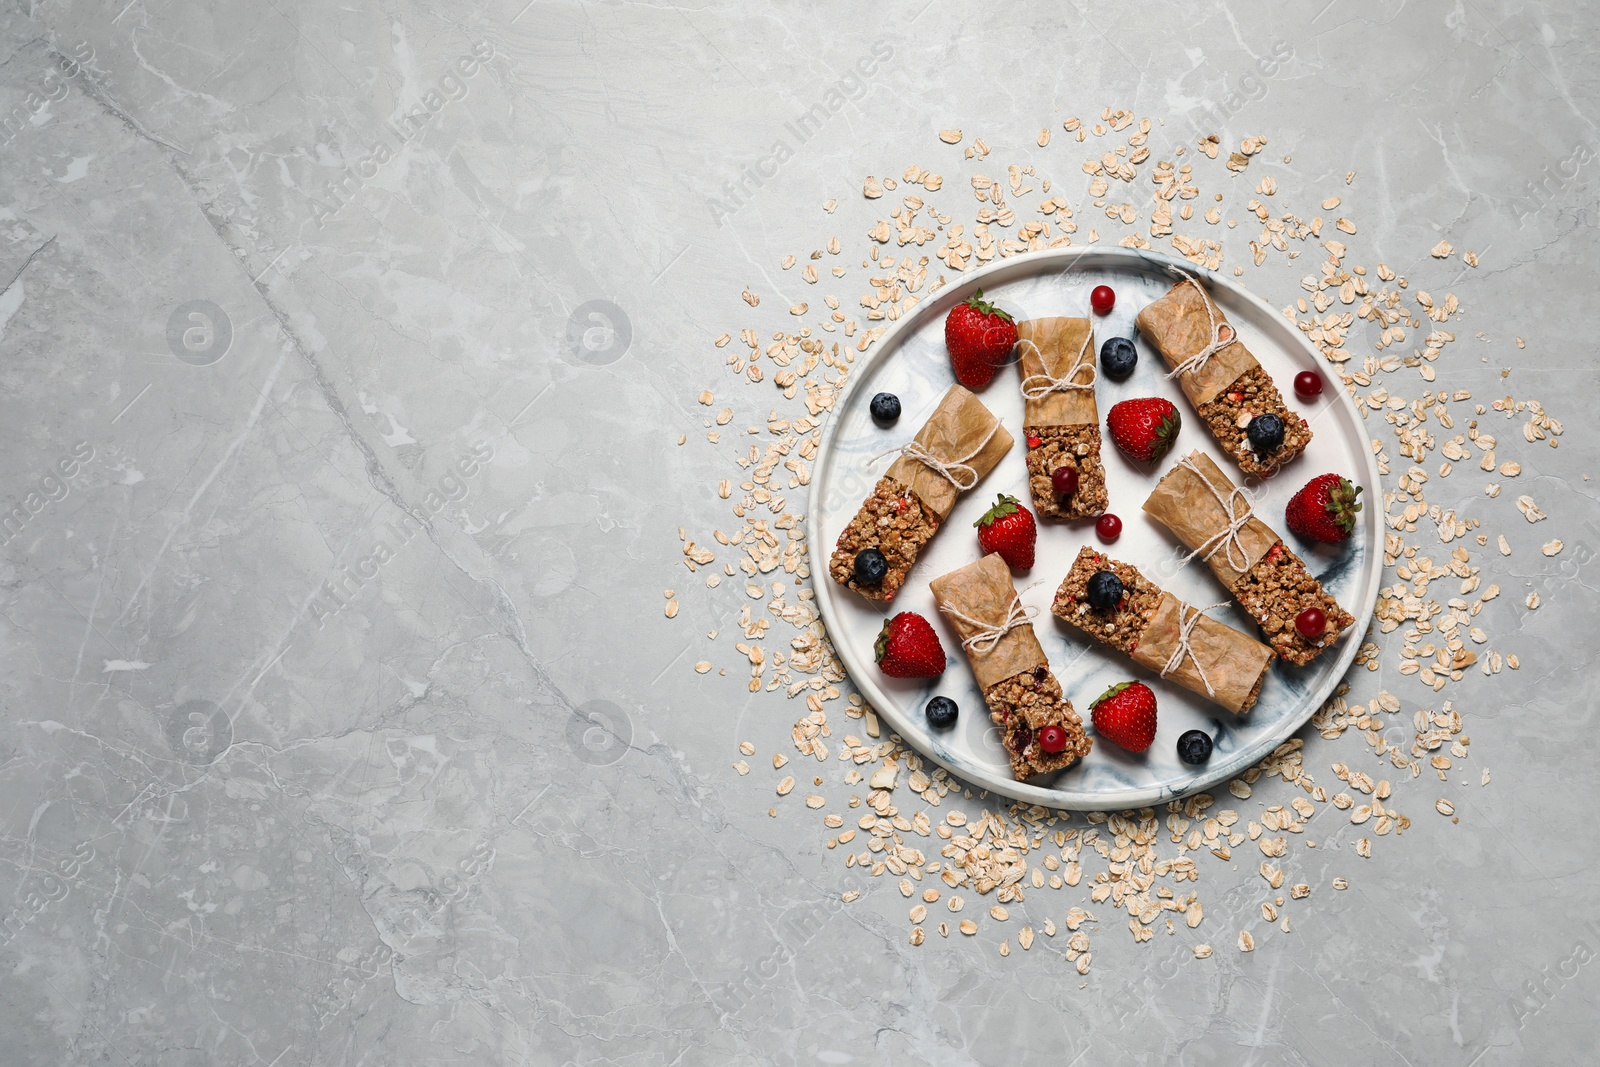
[1177,729,1213,765]
[1086,569,1124,610]
[853,548,888,586]
[925,696,959,729]
[1099,336,1138,382]
[870,392,901,426]
[1246,413,1285,453]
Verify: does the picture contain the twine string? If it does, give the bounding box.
[940,594,1038,654]
[1174,455,1257,574]
[1162,269,1238,381]
[1160,600,1231,698]
[1016,328,1097,401]
[870,418,1003,492]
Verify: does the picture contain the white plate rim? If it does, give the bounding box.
[807,246,1382,810]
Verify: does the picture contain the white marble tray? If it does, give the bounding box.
[808,247,1381,809]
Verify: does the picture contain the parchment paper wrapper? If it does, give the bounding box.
[929,553,1047,692]
[1130,592,1273,715]
[1134,278,1260,408]
[886,384,1013,520]
[1143,450,1278,589]
[1015,317,1097,427]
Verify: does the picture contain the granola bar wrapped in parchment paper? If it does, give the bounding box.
[1014,317,1108,521]
[1135,276,1311,478]
[829,385,1012,601]
[1143,451,1355,666]
[1050,545,1272,714]
[930,553,1090,780]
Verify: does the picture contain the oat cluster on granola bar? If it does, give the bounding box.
[826,475,940,602]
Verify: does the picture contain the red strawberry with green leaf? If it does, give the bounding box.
[944,290,1017,390]
[1285,473,1363,544]
[1106,397,1181,464]
[874,612,947,679]
[974,493,1037,570]
[1090,681,1158,753]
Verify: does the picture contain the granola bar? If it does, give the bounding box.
[1231,543,1356,666]
[1025,425,1109,520]
[1016,317,1107,520]
[827,475,940,601]
[1135,275,1311,478]
[1142,452,1356,666]
[1050,545,1272,714]
[1050,546,1164,655]
[983,667,1092,780]
[830,384,1012,601]
[1194,365,1313,479]
[929,554,1090,781]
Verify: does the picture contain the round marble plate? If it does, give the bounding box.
[808,247,1381,810]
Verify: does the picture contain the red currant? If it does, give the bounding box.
[1039,724,1068,753]
[1090,285,1115,315]
[1051,466,1079,496]
[1295,606,1327,639]
[1096,513,1122,543]
[1294,370,1324,401]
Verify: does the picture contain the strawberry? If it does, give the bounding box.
[944,290,1017,390]
[874,612,946,679]
[1090,681,1158,753]
[974,493,1037,570]
[1285,473,1363,544]
[1106,397,1181,464]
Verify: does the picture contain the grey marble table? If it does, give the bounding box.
[1,1,1597,1064]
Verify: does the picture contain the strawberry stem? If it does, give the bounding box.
[975,493,1022,528]
[964,289,1014,323]
[1092,681,1132,708]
